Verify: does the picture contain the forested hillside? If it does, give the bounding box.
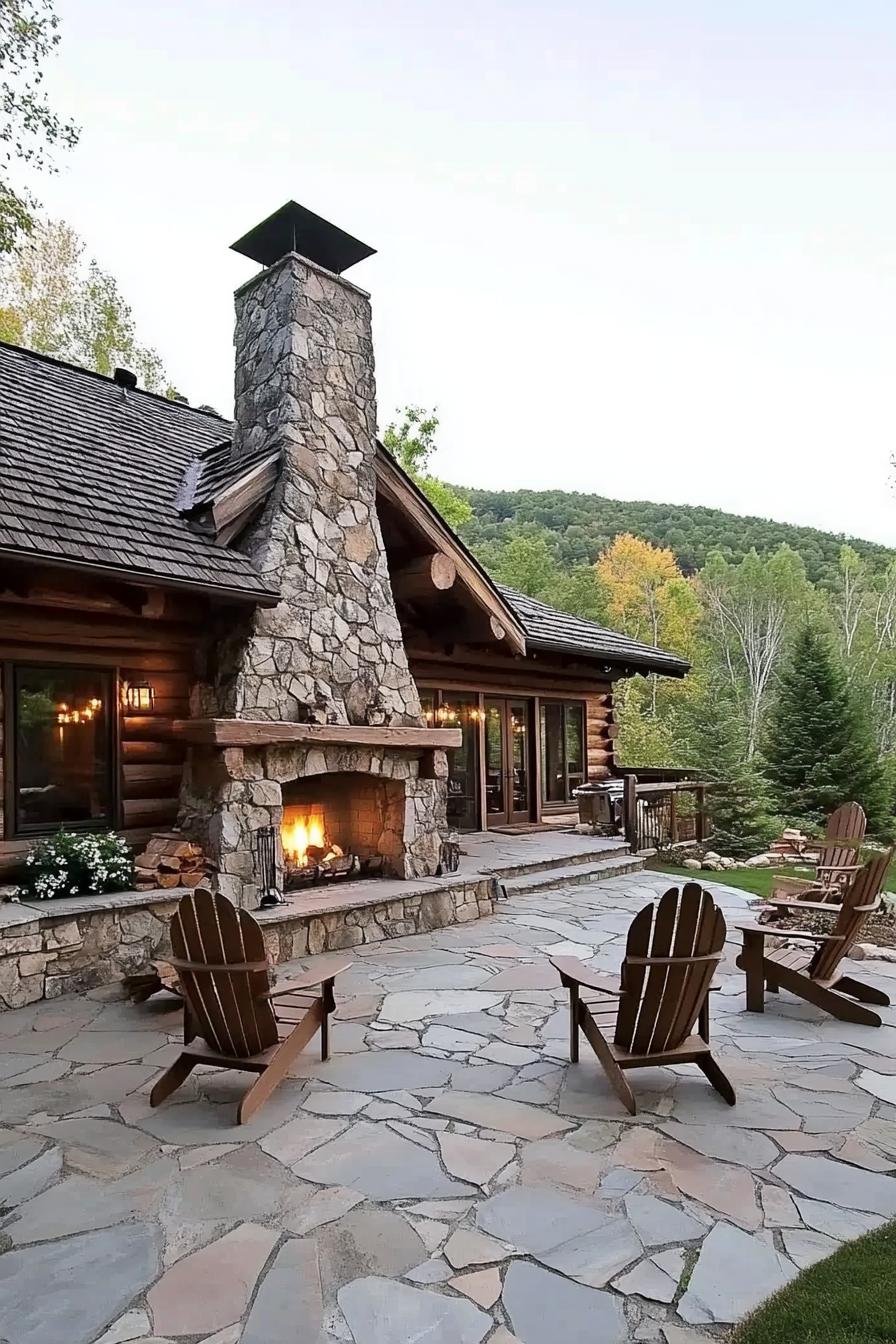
[459,487,893,586]
[452,482,896,837]
[388,410,896,836]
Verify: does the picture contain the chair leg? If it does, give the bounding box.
[739,934,766,1013]
[578,1005,637,1115]
[149,1053,197,1108]
[836,975,891,1007]
[697,1052,736,1106]
[238,1000,324,1124]
[568,984,580,1064]
[320,976,335,1061]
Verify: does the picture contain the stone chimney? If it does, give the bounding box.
[219,202,423,728]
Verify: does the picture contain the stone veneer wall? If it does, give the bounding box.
[208,252,422,728]
[0,876,496,1010]
[180,742,447,908]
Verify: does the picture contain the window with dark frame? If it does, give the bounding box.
[419,688,480,832]
[9,664,115,836]
[540,700,585,805]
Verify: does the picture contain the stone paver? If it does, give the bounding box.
[317,1208,425,1291]
[0,1223,162,1344]
[679,1222,798,1324]
[293,1120,474,1199]
[774,1152,896,1215]
[241,1237,322,1344]
[4,868,896,1341]
[503,1260,628,1344]
[147,1223,278,1336]
[339,1275,491,1343]
[437,1131,515,1185]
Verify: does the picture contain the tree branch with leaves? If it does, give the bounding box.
[381,405,472,530]
[0,0,78,254]
[0,217,176,394]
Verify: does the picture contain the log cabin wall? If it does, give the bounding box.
[0,577,206,876]
[408,647,617,827]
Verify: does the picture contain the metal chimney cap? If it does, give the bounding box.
[230,201,376,274]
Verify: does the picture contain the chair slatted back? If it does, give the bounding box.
[615,884,726,1055]
[816,802,866,878]
[169,888,278,1057]
[810,849,892,981]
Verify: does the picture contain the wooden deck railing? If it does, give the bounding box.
[619,773,716,854]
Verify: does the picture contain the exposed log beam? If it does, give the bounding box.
[174,718,463,750]
[392,552,457,601]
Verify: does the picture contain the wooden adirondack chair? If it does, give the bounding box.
[787,802,867,902]
[738,849,892,1027]
[149,888,349,1123]
[550,884,735,1116]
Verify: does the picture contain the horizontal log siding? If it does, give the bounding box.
[0,598,198,874]
[584,689,616,780]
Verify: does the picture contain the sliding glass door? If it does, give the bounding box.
[485,698,532,827]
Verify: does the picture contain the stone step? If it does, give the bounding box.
[484,842,632,881]
[498,853,645,897]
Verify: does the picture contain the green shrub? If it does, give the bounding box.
[19,830,134,900]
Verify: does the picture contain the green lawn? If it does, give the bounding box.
[652,855,896,899]
[648,861,816,899]
[730,1223,896,1344]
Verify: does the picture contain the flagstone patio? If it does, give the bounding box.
[2,870,896,1344]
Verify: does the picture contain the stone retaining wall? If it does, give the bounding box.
[0,876,496,1010]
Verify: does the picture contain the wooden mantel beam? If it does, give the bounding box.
[391,553,457,601]
[173,718,462,750]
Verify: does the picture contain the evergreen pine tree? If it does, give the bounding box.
[764,624,890,834]
[689,687,778,858]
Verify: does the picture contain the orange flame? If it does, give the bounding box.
[281,808,326,867]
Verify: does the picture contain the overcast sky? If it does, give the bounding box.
[30,1,896,544]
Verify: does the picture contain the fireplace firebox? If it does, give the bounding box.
[279,772,405,889]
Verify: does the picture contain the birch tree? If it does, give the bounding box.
[699,546,808,756]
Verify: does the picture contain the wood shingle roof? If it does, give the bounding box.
[498,586,689,677]
[0,341,277,603]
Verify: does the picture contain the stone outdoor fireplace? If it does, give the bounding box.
[175,203,460,906]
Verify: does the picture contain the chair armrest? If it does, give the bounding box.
[741,921,838,944]
[261,956,352,998]
[550,955,621,995]
[816,863,861,874]
[768,898,842,913]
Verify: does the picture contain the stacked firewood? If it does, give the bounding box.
[133,831,212,891]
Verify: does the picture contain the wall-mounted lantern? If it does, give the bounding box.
[124,681,155,713]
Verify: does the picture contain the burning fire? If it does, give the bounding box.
[281,807,344,869]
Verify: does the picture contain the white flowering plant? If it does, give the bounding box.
[19,830,134,901]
